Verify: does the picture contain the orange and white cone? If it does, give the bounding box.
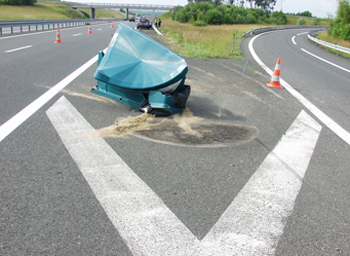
[266,58,283,89]
[88,24,92,34]
[111,22,114,28]
[54,28,62,43]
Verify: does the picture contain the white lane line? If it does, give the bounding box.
[292,36,297,45]
[5,45,33,53]
[249,33,350,146]
[73,33,82,36]
[47,96,321,256]
[0,52,102,143]
[46,96,203,256]
[301,48,350,73]
[97,28,102,31]
[202,110,321,255]
[297,32,308,36]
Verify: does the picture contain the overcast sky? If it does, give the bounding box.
[71,0,338,18]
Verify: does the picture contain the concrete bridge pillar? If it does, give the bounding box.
[126,8,129,20]
[90,7,95,19]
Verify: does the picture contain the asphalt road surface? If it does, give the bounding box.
[1,22,349,255]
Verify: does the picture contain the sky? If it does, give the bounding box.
[69,0,338,19]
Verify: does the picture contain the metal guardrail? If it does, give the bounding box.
[241,25,329,37]
[0,18,117,35]
[308,30,350,55]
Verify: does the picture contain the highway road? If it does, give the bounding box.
[1,22,349,255]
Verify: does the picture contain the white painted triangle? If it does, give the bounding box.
[46,96,321,255]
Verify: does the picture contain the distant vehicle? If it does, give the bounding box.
[137,17,152,29]
[129,16,135,22]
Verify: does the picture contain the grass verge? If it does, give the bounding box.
[316,31,350,58]
[159,14,258,59]
[0,3,124,20]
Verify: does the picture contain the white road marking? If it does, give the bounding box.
[301,48,350,73]
[249,33,350,146]
[292,36,297,45]
[202,110,321,255]
[46,96,203,256]
[73,33,82,36]
[297,32,308,36]
[47,96,321,255]
[5,45,32,53]
[0,51,102,143]
[97,28,102,31]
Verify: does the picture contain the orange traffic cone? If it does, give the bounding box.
[111,22,114,28]
[88,24,92,34]
[54,28,62,43]
[266,58,283,89]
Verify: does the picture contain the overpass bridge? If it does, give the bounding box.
[71,3,176,19]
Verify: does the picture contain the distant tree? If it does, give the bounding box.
[254,0,276,11]
[297,10,312,17]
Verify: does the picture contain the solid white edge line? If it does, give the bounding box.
[0,47,107,143]
[301,48,350,73]
[248,33,350,146]
[5,45,33,53]
[292,36,297,45]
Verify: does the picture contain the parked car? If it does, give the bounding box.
[137,17,152,29]
[129,16,135,22]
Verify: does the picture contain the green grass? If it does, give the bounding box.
[0,3,124,20]
[316,31,350,58]
[160,14,259,59]
[286,16,331,26]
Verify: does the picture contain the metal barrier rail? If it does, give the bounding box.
[0,18,117,35]
[308,30,350,55]
[241,25,329,37]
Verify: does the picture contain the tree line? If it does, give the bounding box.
[173,1,287,26]
[0,0,36,5]
[188,0,277,11]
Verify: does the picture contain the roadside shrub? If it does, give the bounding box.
[272,11,287,25]
[312,18,321,25]
[297,17,306,25]
[193,20,207,26]
[205,8,224,25]
[328,0,350,41]
[235,14,246,24]
[340,23,350,41]
[224,13,234,24]
[246,13,257,24]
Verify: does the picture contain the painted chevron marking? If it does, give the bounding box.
[46,96,321,255]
